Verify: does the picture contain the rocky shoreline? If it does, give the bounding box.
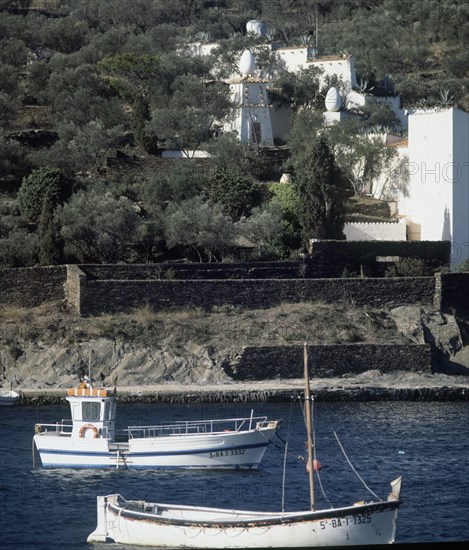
[2,303,468,406]
[15,373,469,405]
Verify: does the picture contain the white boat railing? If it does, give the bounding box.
[126,416,269,440]
[34,414,275,441]
[35,421,73,436]
[34,422,112,439]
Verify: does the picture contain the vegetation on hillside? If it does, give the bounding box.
[1,0,467,269]
[0,300,408,353]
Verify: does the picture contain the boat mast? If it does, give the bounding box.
[88,344,92,382]
[303,343,315,511]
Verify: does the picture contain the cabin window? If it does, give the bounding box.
[82,402,101,422]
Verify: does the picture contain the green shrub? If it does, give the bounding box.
[17,167,70,223]
[456,258,469,273]
[385,257,431,277]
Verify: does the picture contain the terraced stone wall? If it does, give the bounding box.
[76,274,436,316]
[436,272,469,316]
[0,266,66,307]
[226,344,432,379]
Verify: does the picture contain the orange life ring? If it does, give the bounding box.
[79,423,99,438]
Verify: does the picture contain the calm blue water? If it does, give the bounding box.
[1,400,468,549]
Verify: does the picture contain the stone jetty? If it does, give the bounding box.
[15,373,469,405]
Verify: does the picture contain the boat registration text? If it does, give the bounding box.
[320,513,371,530]
[209,449,246,458]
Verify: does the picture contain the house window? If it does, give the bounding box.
[82,402,101,421]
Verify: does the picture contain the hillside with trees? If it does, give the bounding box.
[1,0,468,268]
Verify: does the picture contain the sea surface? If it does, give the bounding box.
[1,399,468,549]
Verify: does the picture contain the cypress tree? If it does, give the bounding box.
[293,134,349,246]
[38,181,64,265]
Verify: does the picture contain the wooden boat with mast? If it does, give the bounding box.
[88,344,403,547]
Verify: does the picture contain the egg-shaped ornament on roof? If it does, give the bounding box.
[246,20,268,37]
[239,50,256,77]
[325,87,342,112]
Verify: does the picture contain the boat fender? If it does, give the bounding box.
[35,424,42,434]
[79,423,99,438]
[306,459,322,472]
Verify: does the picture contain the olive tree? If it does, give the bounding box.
[47,64,124,128]
[31,121,124,176]
[145,76,232,157]
[98,53,161,150]
[0,228,38,268]
[164,196,235,262]
[142,162,204,208]
[236,202,285,259]
[57,189,140,263]
[0,131,30,178]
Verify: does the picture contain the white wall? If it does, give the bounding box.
[187,44,357,89]
[397,108,469,265]
[344,220,406,241]
[399,109,454,241]
[225,81,274,146]
[273,46,310,74]
[347,92,407,130]
[310,55,357,90]
[372,142,409,201]
[274,49,356,90]
[184,42,218,57]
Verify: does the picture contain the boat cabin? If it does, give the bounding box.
[66,388,117,440]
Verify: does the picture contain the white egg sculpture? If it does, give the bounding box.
[246,20,268,37]
[325,87,342,112]
[239,50,256,77]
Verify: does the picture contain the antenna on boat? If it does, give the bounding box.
[88,344,93,388]
[303,342,315,511]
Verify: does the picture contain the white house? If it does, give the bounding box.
[272,46,356,88]
[224,50,274,147]
[185,25,469,266]
[184,42,356,90]
[344,108,469,266]
[396,108,469,265]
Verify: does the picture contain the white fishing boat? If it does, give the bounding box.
[88,344,403,547]
[33,382,279,470]
[0,389,19,406]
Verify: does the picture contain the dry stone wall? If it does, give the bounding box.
[0,264,467,320]
[308,240,451,277]
[78,261,306,280]
[0,266,66,307]
[76,275,435,316]
[225,344,432,379]
[436,272,469,316]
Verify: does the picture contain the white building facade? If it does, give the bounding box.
[343,220,407,241]
[224,50,274,147]
[396,108,469,265]
[225,77,274,146]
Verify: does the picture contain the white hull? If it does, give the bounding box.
[0,391,19,406]
[34,426,277,469]
[88,481,402,548]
